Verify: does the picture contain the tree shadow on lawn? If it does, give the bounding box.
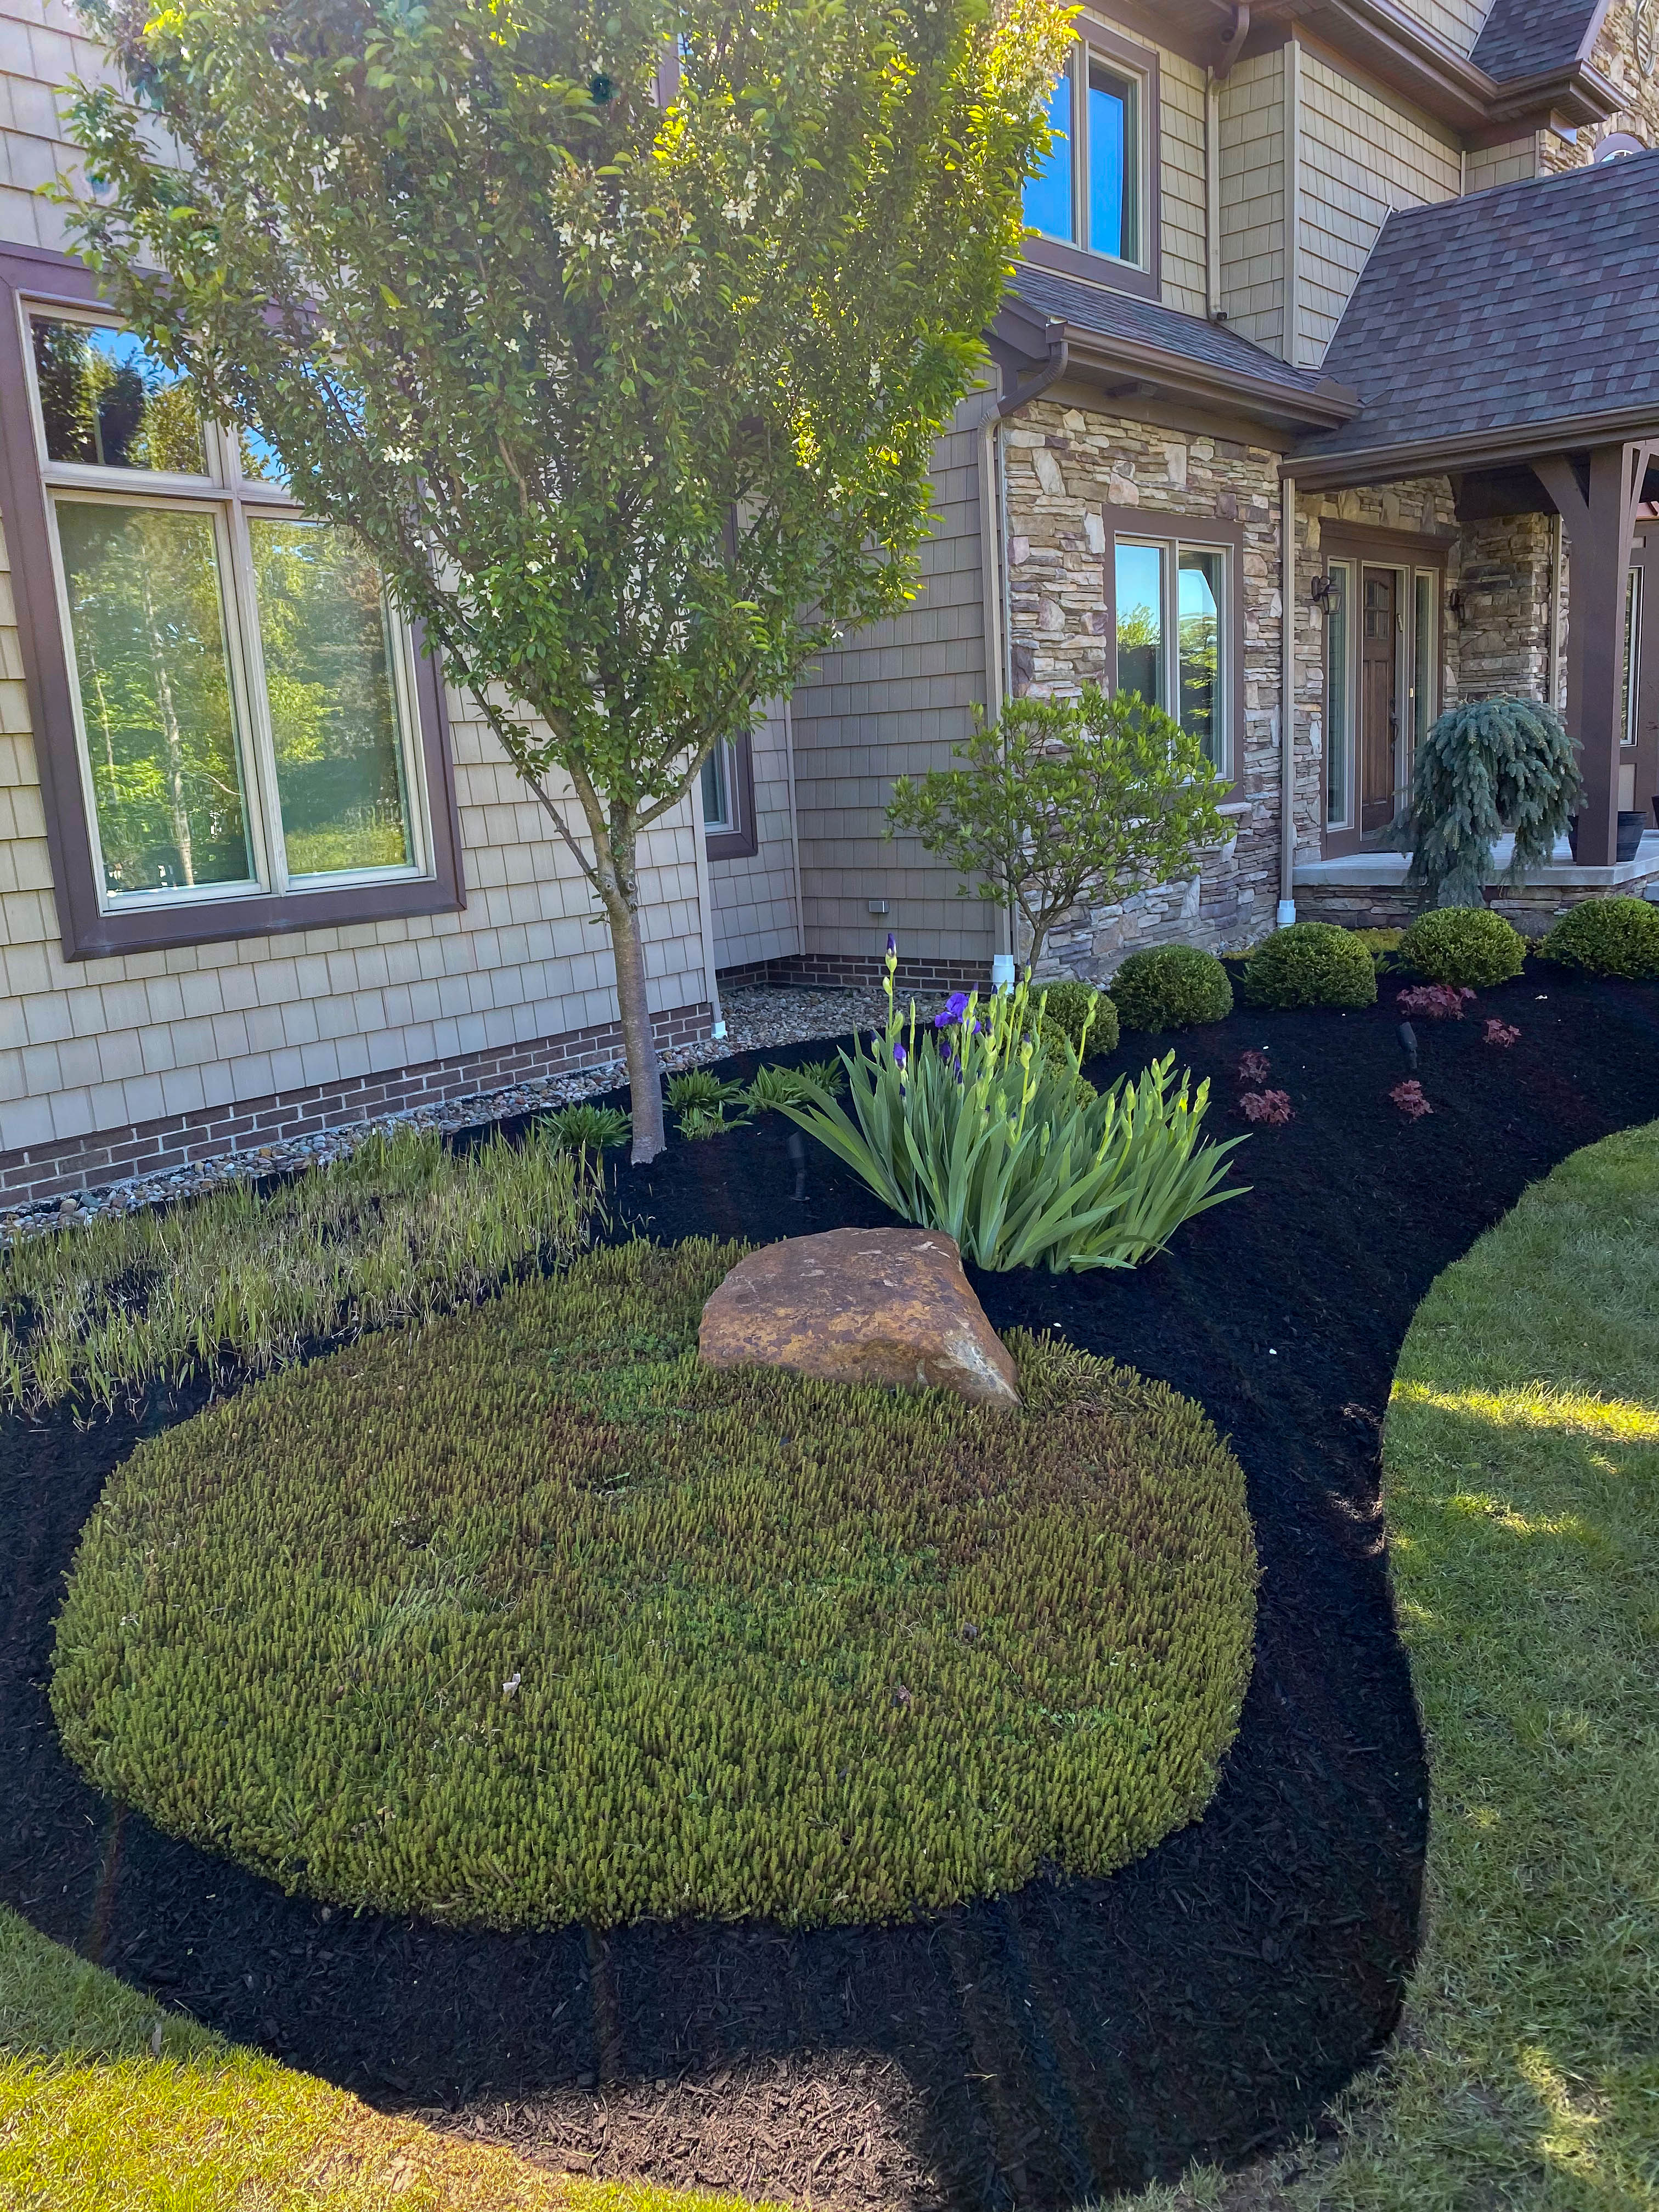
[2,969,1656,2210]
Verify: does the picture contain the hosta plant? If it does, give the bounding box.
[778,946,1245,1272]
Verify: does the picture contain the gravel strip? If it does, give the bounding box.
[0,984,907,1248]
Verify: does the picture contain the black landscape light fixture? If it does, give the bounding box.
[1397,1020,1418,1074]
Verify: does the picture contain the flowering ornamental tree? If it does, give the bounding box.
[60,0,1069,1158]
[886,684,1230,977]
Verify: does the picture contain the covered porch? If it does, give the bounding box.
[1285,156,1659,924]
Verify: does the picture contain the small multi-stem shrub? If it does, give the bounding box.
[544,1102,632,1152]
[1397,984,1476,1020]
[777,948,1245,1273]
[666,1067,751,1139]
[1238,1090,1294,1126]
[747,1058,849,1114]
[1243,922,1378,1011]
[1400,906,1526,989]
[50,1238,1256,1932]
[1108,945,1233,1032]
[1034,979,1120,1060]
[1485,1018,1521,1048]
[0,1124,600,1412]
[1540,896,1659,979]
[1391,1080,1433,1120]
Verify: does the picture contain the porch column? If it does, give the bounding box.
[1533,441,1656,867]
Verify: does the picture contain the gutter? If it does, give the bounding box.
[997,321,1070,418]
[1288,403,1659,494]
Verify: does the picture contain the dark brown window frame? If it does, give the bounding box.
[1019,15,1162,304]
[0,241,465,962]
[703,730,758,861]
[1318,520,1451,858]
[1099,501,1244,802]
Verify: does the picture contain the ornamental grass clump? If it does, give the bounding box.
[0,1124,599,1412]
[52,1238,1256,1932]
[777,946,1245,1272]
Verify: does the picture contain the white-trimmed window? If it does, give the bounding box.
[700,739,735,833]
[26,309,434,913]
[1024,39,1147,269]
[1111,532,1232,776]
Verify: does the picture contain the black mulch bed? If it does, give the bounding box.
[4,967,1658,2208]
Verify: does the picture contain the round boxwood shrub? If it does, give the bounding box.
[1035,978,1120,1060]
[1400,906,1526,989]
[1109,945,1233,1032]
[52,1241,1255,1934]
[1541,896,1659,979]
[1243,922,1377,1010]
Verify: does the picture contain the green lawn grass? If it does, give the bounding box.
[0,1908,775,2210]
[1107,1118,1659,2210]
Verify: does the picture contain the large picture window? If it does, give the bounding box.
[1109,525,1234,780]
[0,245,464,962]
[30,311,428,912]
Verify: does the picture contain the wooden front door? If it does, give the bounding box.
[1361,567,1399,834]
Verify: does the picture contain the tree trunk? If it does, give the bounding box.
[594,814,667,1164]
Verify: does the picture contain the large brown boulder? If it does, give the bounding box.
[698,1227,1020,1408]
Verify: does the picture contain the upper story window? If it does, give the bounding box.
[1024,38,1145,269]
[28,311,432,912]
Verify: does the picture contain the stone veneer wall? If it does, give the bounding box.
[1001,397,1286,977]
[1451,511,1561,706]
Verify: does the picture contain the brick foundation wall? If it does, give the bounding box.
[0,1000,713,1210]
[719,952,994,995]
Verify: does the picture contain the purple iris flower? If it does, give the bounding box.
[934,990,970,1030]
[891,1041,907,1067]
[885,932,896,955]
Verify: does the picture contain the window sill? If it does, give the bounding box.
[65,873,465,961]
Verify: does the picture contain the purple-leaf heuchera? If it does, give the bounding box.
[1237,1049,1272,1084]
[1397,985,1476,1020]
[1238,1090,1294,1126]
[1484,1018,1522,1047]
[1390,1080,1433,1120]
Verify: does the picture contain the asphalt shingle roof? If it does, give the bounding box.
[1010,264,1338,400]
[1471,0,1604,82]
[1297,151,1659,464]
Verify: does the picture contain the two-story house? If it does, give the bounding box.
[0,0,1655,1208]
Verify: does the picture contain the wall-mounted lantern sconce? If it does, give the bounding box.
[1310,573,1338,612]
[1447,586,1467,628]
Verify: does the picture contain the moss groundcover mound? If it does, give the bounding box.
[51,1240,1255,1933]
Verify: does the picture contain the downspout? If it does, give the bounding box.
[1279,475,1299,929]
[688,754,727,1041]
[977,398,1016,987]
[1206,70,1222,319]
[1282,36,1301,366]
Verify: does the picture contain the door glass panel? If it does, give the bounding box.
[1413,571,1436,753]
[1326,561,1351,828]
[1087,63,1133,261]
[248,516,414,877]
[1177,548,1224,768]
[1115,541,1165,707]
[1623,567,1642,748]
[1024,67,1075,241]
[55,499,254,897]
[32,317,208,476]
